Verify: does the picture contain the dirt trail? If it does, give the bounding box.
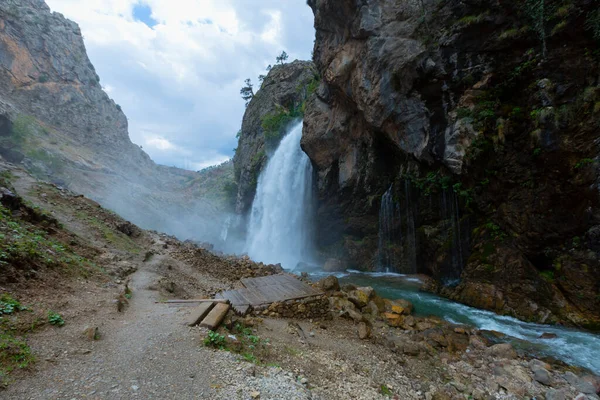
[2,254,310,400]
[0,162,311,400]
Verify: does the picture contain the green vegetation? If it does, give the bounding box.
[483,221,508,241]
[203,323,271,365]
[0,295,28,316]
[498,27,528,41]
[240,78,254,106]
[585,9,600,41]
[204,330,227,349]
[457,13,488,27]
[276,51,289,65]
[261,104,303,150]
[381,384,393,396]
[539,270,555,282]
[575,158,595,169]
[47,311,64,327]
[0,203,99,277]
[26,148,65,175]
[0,294,35,387]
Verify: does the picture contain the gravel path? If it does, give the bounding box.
[1,266,312,400]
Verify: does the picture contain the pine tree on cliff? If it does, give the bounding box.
[240,78,254,107]
[276,51,288,65]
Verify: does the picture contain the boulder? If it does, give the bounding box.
[363,301,381,318]
[384,312,404,328]
[328,297,356,313]
[545,389,567,400]
[539,332,558,339]
[357,322,371,339]
[317,275,340,292]
[383,298,413,315]
[348,287,374,308]
[532,367,552,386]
[342,308,366,323]
[323,258,346,272]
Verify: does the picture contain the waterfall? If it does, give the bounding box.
[245,122,314,268]
[377,186,397,272]
[376,181,417,274]
[441,187,466,285]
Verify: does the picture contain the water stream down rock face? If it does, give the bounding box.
[246,123,315,269]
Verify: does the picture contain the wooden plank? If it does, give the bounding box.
[237,288,269,305]
[221,290,251,306]
[200,303,230,330]
[185,302,215,326]
[158,299,228,304]
[232,304,250,316]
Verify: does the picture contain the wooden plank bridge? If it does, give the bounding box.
[215,274,323,315]
[167,274,322,329]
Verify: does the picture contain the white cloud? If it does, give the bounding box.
[45,0,315,170]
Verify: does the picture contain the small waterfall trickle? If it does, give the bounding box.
[377,186,397,272]
[441,187,466,285]
[245,122,314,269]
[376,181,417,274]
[403,179,418,274]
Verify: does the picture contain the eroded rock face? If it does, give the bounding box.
[303,0,600,327]
[233,60,317,215]
[0,0,237,242]
[0,0,152,174]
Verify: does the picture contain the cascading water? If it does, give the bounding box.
[377,186,397,272]
[376,181,417,274]
[245,122,314,268]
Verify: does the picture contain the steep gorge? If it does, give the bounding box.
[0,0,236,245]
[299,0,600,328]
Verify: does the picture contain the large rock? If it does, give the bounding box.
[383,299,413,316]
[347,287,374,308]
[317,275,340,292]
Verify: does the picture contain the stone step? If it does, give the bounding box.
[200,303,230,330]
[185,302,215,327]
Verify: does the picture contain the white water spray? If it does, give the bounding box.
[245,122,314,268]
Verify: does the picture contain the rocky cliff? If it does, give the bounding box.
[302,0,600,328]
[0,0,236,245]
[233,60,317,215]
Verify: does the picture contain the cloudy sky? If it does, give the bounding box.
[45,0,315,170]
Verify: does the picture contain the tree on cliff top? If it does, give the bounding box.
[276,51,288,65]
[240,78,254,107]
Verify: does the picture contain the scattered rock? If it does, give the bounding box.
[250,391,260,399]
[486,343,517,360]
[545,388,567,400]
[383,298,413,316]
[384,312,404,327]
[532,367,552,386]
[347,287,374,308]
[539,332,558,339]
[317,275,340,292]
[82,326,100,341]
[357,322,371,339]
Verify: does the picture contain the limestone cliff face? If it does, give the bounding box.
[304,0,600,328]
[0,0,152,174]
[0,0,235,244]
[234,60,317,214]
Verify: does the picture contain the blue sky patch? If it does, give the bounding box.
[133,3,158,28]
